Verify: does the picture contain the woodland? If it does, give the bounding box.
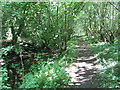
[0,2,120,89]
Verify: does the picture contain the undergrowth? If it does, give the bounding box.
[19,61,69,88]
[19,36,78,88]
[1,36,77,89]
[83,34,120,88]
[90,41,119,88]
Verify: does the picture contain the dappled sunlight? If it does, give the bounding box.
[75,45,80,48]
[66,37,98,88]
[76,56,97,61]
[95,61,118,70]
[66,61,98,87]
[1,1,119,89]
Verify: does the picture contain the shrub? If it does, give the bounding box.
[0,67,11,89]
[19,61,69,88]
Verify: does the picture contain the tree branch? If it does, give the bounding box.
[108,2,120,12]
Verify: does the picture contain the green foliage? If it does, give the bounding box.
[77,2,119,44]
[91,40,119,63]
[29,53,45,72]
[90,40,119,88]
[0,46,13,56]
[19,61,69,88]
[97,65,120,88]
[18,36,77,88]
[1,1,119,89]
[0,67,11,89]
[14,45,24,54]
[60,36,78,63]
[2,2,78,50]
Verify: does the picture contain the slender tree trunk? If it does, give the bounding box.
[11,18,24,45]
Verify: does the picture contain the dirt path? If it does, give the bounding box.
[66,37,98,88]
